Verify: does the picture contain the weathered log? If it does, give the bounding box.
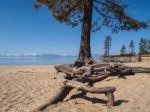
[120,68,134,75]
[55,64,93,77]
[85,63,109,67]
[93,67,108,72]
[61,77,116,106]
[55,63,135,76]
[51,63,150,112]
[33,64,150,112]
[32,85,73,112]
[73,66,93,76]
[74,73,110,83]
[59,74,115,106]
[55,64,73,75]
[55,64,136,83]
[33,74,116,112]
[132,67,150,73]
[55,64,149,85]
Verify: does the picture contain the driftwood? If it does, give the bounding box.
[33,85,73,112]
[34,63,149,111]
[55,63,150,79]
[55,63,136,83]
[132,67,150,73]
[33,74,116,112]
[58,74,115,105]
[62,78,116,107]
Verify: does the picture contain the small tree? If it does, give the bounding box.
[129,40,135,55]
[120,45,126,55]
[139,38,144,55]
[148,39,150,54]
[145,38,150,54]
[139,38,148,55]
[104,36,112,57]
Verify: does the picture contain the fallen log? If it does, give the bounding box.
[55,64,135,83]
[32,85,73,112]
[48,63,150,112]
[55,64,93,76]
[61,76,116,107]
[132,67,150,73]
[56,64,150,78]
[55,64,73,75]
[33,63,150,112]
[33,74,116,112]
[73,73,110,83]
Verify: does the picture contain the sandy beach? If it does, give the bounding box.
[0,62,150,112]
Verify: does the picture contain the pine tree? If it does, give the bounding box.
[34,0,148,63]
[148,39,150,54]
[129,40,135,55]
[104,36,112,57]
[145,39,149,54]
[139,38,145,55]
[139,38,148,55]
[120,45,126,55]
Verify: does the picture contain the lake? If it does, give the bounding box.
[0,55,77,65]
[0,54,101,66]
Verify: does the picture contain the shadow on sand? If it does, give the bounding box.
[68,92,129,106]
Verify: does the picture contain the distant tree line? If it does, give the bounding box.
[103,36,150,57]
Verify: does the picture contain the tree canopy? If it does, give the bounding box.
[34,0,148,33]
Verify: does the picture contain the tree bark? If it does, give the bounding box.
[77,0,93,63]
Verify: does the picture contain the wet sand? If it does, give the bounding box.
[0,62,150,112]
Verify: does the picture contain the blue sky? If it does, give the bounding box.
[0,0,150,55]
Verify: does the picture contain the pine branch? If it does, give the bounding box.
[93,0,107,6]
[63,0,82,19]
[93,5,115,20]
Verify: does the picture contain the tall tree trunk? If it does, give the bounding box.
[77,0,93,63]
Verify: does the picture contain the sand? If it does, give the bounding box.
[0,62,150,112]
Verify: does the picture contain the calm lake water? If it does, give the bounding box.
[0,56,77,65]
[0,55,101,66]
